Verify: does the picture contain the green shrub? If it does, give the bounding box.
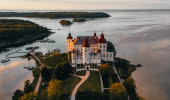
[55,62,72,80]
[41,67,53,82]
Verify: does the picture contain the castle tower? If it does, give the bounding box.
[98,33,107,60]
[67,33,73,52]
[71,49,76,67]
[82,38,90,65]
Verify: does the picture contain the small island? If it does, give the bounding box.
[0,19,52,51]
[59,20,73,25]
[0,12,110,19]
[72,18,87,22]
[12,32,143,100]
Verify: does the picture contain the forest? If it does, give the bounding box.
[0,19,52,51]
[0,12,110,19]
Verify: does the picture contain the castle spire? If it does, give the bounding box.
[94,32,96,37]
[98,31,106,43]
[82,37,90,47]
[67,32,72,39]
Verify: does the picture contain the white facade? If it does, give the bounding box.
[67,33,114,70]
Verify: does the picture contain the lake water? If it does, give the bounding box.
[0,10,170,100]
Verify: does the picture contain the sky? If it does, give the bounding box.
[0,0,170,10]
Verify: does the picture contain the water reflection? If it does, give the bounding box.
[117,26,170,100]
[0,58,35,100]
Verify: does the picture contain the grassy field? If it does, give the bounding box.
[76,70,86,76]
[79,71,101,93]
[37,75,81,100]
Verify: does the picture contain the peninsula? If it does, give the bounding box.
[12,32,143,100]
[0,19,52,51]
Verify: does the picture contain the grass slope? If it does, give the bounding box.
[79,71,101,93]
[37,76,81,100]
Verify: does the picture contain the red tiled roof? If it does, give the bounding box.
[73,36,98,45]
[98,33,106,43]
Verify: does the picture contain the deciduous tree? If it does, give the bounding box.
[55,62,72,80]
[19,92,37,100]
[47,79,61,97]
[41,67,53,82]
[110,83,128,100]
[23,80,33,94]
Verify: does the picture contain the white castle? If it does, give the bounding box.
[67,32,114,71]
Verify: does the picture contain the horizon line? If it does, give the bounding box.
[0,8,170,11]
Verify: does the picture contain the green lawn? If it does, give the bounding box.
[37,75,81,100]
[61,76,81,94]
[79,71,101,93]
[76,70,86,76]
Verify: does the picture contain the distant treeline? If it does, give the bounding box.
[0,12,110,19]
[0,19,52,51]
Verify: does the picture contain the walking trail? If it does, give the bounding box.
[70,70,90,100]
[30,52,43,93]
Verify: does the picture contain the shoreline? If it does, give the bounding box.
[0,12,110,19]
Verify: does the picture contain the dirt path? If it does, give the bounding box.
[30,52,43,93]
[70,70,90,100]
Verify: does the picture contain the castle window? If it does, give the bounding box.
[103,54,105,57]
[104,45,105,48]
[100,45,102,48]
[110,54,112,57]
[107,54,108,57]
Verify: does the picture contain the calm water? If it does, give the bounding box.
[0,10,170,100]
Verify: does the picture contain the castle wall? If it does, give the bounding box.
[67,34,114,68]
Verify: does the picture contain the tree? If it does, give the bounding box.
[123,77,139,100]
[55,62,72,80]
[52,49,60,55]
[12,89,24,100]
[47,79,61,97]
[110,83,128,100]
[19,92,37,100]
[107,41,116,56]
[123,77,136,93]
[41,67,53,82]
[24,80,33,94]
